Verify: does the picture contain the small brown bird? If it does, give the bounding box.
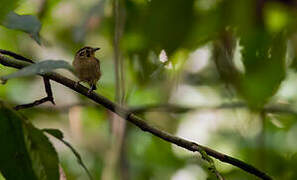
[73,46,101,94]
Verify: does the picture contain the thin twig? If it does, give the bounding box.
[0,54,273,180]
[130,102,246,114]
[25,101,297,118]
[258,111,267,171]
[113,0,121,102]
[130,102,297,117]
[15,96,53,110]
[37,0,48,19]
[102,0,128,179]
[43,77,55,105]
[0,49,34,63]
[0,50,55,109]
[14,77,55,110]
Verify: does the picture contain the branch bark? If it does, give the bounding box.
[0,54,273,180]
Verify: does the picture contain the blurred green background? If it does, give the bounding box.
[1,0,297,179]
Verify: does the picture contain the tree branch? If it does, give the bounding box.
[0,54,273,180]
[130,102,246,114]
[130,102,297,116]
[25,101,297,120]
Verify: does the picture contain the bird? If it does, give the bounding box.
[73,46,101,94]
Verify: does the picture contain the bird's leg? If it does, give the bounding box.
[87,84,97,95]
[75,80,83,88]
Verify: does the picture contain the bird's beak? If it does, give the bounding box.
[93,47,100,52]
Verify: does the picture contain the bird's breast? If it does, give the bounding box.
[73,58,101,82]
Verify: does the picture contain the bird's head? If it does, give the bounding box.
[75,46,100,59]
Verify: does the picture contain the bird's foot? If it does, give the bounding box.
[87,88,93,95]
[75,81,80,88]
[87,84,96,95]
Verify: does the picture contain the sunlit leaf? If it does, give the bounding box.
[1,60,73,81]
[2,12,42,44]
[264,3,289,33]
[0,0,19,22]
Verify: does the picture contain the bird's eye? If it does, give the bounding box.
[79,51,85,56]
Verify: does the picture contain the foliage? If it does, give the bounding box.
[0,0,20,22]
[0,101,58,180]
[1,60,73,81]
[2,12,41,44]
[0,0,297,179]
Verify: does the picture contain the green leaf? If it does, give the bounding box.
[0,102,38,180]
[122,0,195,83]
[0,101,59,180]
[2,12,42,44]
[42,129,64,139]
[23,124,59,180]
[238,31,287,108]
[1,60,73,81]
[145,0,195,55]
[44,129,93,180]
[264,2,290,34]
[0,0,20,22]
